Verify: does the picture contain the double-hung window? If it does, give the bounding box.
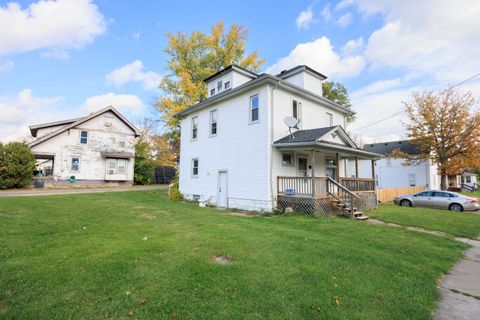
[117,159,126,174]
[108,159,117,174]
[118,136,126,148]
[250,94,259,123]
[293,100,301,125]
[108,159,127,175]
[192,116,198,140]
[210,110,218,136]
[210,88,215,96]
[192,159,199,177]
[80,130,88,144]
[325,112,333,127]
[217,80,223,93]
[224,81,230,90]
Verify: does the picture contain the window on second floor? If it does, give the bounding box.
[250,94,259,123]
[293,100,301,124]
[118,136,126,148]
[80,130,88,144]
[192,117,198,140]
[210,110,218,136]
[325,112,333,127]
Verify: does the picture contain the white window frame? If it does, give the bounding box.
[191,116,198,141]
[224,81,230,90]
[282,152,294,166]
[325,112,333,127]
[408,173,416,187]
[292,99,302,127]
[192,158,199,177]
[466,176,472,183]
[210,110,218,136]
[70,157,80,173]
[107,158,127,175]
[249,94,259,123]
[118,136,126,148]
[80,130,88,144]
[298,156,308,177]
[217,80,223,93]
[210,88,215,96]
[117,159,126,174]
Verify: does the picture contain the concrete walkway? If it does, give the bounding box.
[0,185,168,197]
[366,218,480,319]
[435,237,480,320]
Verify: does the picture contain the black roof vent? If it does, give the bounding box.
[280,70,288,74]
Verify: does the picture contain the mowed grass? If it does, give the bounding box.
[370,203,480,239]
[0,191,468,319]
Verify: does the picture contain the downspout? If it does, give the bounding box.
[270,79,281,208]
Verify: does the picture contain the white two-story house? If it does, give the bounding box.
[177,65,380,215]
[28,106,139,186]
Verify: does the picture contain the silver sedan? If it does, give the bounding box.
[393,190,480,212]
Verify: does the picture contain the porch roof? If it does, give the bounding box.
[273,126,382,159]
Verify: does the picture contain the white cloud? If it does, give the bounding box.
[0,0,106,57]
[266,37,365,79]
[0,60,14,74]
[106,60,161,91]
[0,89,64,142]
[342,37,363,54]
[81,92,144,114]
[336,12,353,27]
[321,5,333,22]
[295,6,314,30]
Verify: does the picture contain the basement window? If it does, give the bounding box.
[80,131,88,144]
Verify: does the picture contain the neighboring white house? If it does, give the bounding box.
[177,64,380,213]
[461,171,478,191]
[28,106,139,186]
[360,140,440,189]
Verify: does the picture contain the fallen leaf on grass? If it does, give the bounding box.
[331,296,340,305]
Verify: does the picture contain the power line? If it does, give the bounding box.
[351,72,480,133]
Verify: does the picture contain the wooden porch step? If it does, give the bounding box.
[355,215,369,220]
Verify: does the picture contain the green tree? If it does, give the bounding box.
[0,142,35,189]
[322,81,355,122]
[134,138,155,185]
[156,21,265,153]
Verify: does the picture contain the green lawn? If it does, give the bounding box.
[0,191,468,319]
[370,203,480,239]
[462,191,480,198]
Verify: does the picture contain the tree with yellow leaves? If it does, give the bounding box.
[155,22,265,154]
[390,88,480,190]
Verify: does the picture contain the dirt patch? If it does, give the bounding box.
[140,213,157,220]
[212,255,234,265]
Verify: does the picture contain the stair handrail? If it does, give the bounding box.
[326,177,361,199]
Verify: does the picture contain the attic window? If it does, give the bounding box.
[217,80,223,93]
[224,81,230,89]
[210,88,215,96]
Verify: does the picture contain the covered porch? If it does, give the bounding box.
[273,126,381,216]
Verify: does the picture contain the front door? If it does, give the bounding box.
[217,171,228,208]
[298,157,308,177]
[326,159,336,179]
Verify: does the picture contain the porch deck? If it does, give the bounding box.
[277,176,375,197]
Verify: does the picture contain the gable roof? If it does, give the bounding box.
[274,125,357,149]
[203,64,258,83]
[30,117,85,137]
[28,106,140,148]
[363,140,420,155]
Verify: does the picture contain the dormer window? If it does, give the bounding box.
[210,88,215,96]
[217,80,223,93]
[224,81,230,90]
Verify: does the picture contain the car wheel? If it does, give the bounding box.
[449,203,463,212]
[400,199,412,207]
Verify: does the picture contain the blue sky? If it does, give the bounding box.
[1,0,479,143]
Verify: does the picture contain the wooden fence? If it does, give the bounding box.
[377,186,425,202]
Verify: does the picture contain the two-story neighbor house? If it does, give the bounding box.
[28,106,139,186]
[177,65,381,215]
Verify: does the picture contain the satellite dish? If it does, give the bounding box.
[284,116,300,129]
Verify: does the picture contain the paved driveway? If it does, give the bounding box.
[0,185,168,197]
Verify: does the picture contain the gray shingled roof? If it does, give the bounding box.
[363,140,420,155]
[274,126,337,144]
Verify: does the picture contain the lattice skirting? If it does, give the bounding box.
[277,196,338,216]
[353,192,377,212]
